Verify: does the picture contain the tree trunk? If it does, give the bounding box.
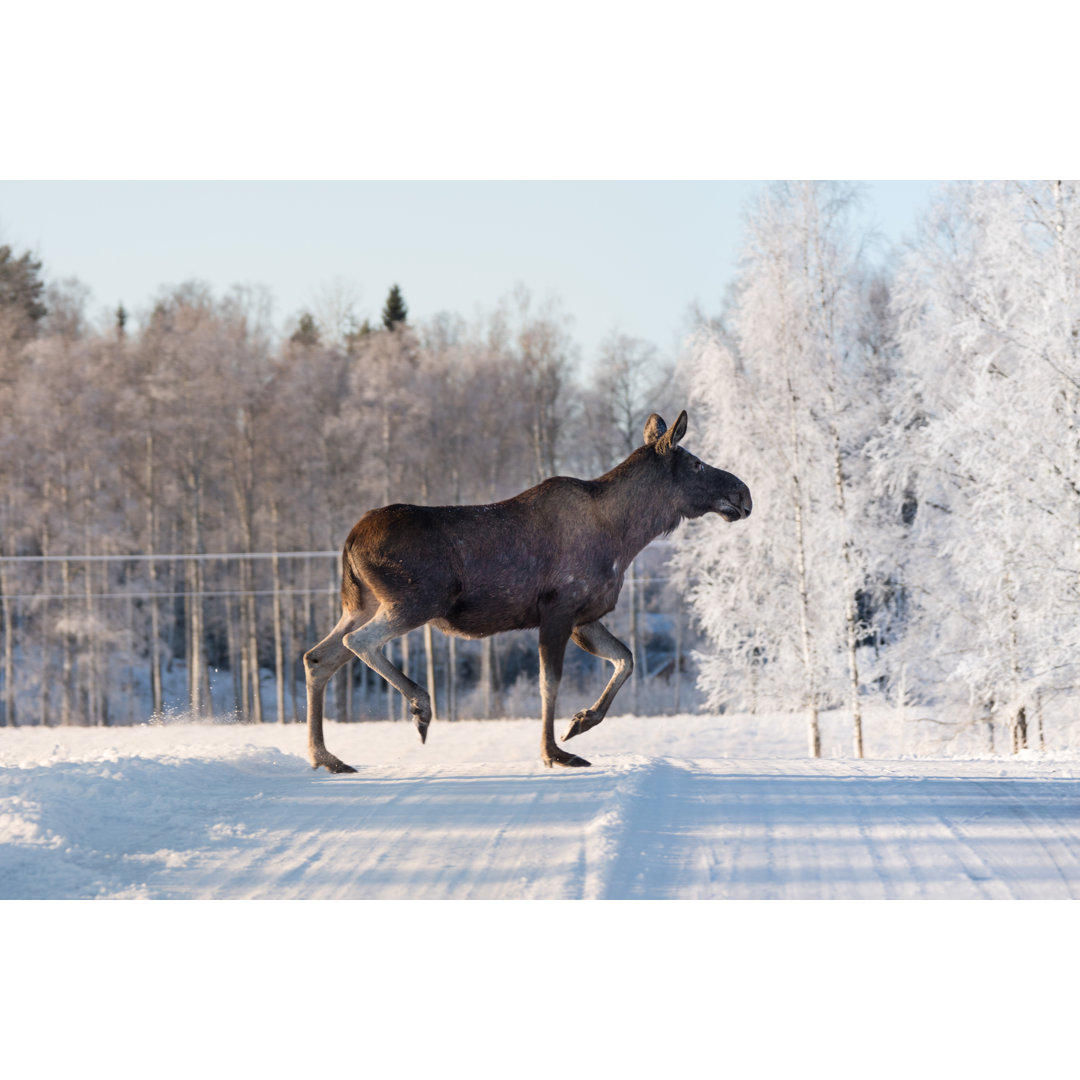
[337,666,351,725]
[145,434,164,717]
[284,590,298,723]
[400,632,411,722]
[83,539,99,726]
[125,593,136,725]
[673,610,683,715]
[184,473,209,718]
[199,565,213,717]
[628,564,640,713]
[60,553,75,726]
[792,482,821,758]
[447,634,457,722]
[806,187,863,759]
[481,636,493,718]
[1012,705,1028,753]
[424,623,438,724]
[82,496,105,727]
[226,592,244,716]
[39,522,52,727]
[831,435,864,759]
[270,515,286,725]
[1006,585,1025,753]
[53,467,77,726]
[492,637,503,715]
[386,636,396,723]
[778,260,820,757]
[784,383,820,756]
[0,530,16,725]
[240,556,262,723]
[186,555,200,714]
[1,591,13,727]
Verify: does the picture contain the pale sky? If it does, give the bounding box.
[1,7,1067,370]
[0,180,936,366]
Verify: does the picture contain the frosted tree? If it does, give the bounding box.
[883,181,1080,748]
[579,331,674,474]
[488,285,578,484]
[676,182,885,756]
[8,278,132,726]
[309,276,364,352]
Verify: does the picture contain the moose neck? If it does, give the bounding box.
[596,454,683,568]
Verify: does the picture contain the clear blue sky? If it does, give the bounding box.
[0,180,936,365]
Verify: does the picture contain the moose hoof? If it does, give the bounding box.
[412,706,431,744]
[562,709,603,742]
[543,750,591,768]
[313,754,357,774]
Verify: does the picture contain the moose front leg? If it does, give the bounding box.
[562,620,633,742]
[537,616,590,768]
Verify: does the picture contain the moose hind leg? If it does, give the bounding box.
[562,620,633,742]
[344,606,433,743]
[305,611,364,773]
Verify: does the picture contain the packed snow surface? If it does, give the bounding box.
[4,710,1080,899]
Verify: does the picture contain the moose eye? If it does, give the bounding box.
[695,461,705,474]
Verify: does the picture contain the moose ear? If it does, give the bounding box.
[643,414,667,445]
[655,410,688,455]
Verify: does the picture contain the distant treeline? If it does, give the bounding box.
[0,257,689,727]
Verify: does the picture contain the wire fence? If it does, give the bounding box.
[0,550,697,728]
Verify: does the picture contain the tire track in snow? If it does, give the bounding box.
[157,763,633,899]
[567,760,1080,899]
[957,777,1080,900]
[841,772,1006,899]
[842,767,1080,899]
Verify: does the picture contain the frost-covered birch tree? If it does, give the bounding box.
[676,182,885,756]
[882,181,1080,748]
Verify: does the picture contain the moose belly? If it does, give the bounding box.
[431,572,623,639]
[431,591,544,638]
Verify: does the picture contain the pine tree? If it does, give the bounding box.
[0,244,48,340]
[290,312,320,347]
[381,284,408,330]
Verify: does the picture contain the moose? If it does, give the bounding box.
[304,410,751,773]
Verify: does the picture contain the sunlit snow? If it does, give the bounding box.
[4,709,1080,900]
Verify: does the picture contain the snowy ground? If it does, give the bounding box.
[4,707,1080,900]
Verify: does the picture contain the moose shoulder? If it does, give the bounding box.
[304,410,751,773]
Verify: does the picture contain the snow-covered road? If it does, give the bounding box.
[5,715,1080,899]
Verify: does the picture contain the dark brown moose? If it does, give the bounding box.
[305,410,751,773]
